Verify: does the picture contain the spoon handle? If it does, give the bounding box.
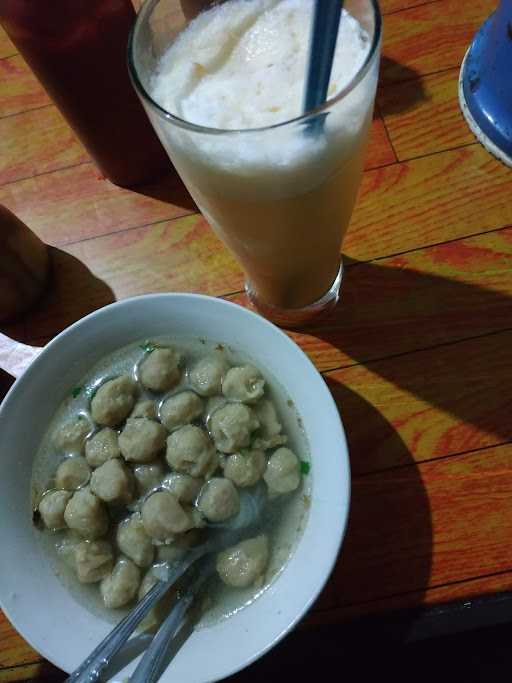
[129,557,215,683]
[64,579,171,683]
[64,554,200,683]
[128,592,194,683]
[0,332,42,378]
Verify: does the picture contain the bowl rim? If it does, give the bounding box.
[0,293,350,681]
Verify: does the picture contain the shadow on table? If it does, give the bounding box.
[0,248,114,401]
[226,254,512,679]
[19,247,116,346]
[224,381,433,681]
[131,170,197,213]
[26,620,512,683]
[378,56,429,116]
[306,255,512,446]
[223,618,512,683]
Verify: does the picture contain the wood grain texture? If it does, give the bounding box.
[325,329,512,474]
[0,613,39,669]
[0,55,49,118]
[322,443,512,613]
[3,136,511,265]
[366,111,397,168]
[23,217,242,342]
[0,163,196,246]
[378,67,475,159]
[229,226,512,372]
[379,0,441,15]
[381,0,494,83]
[0,27,16,60]
[347,144,512,261]
[309,570,512,624]
[2,0,512,676]
[0,106,88,186]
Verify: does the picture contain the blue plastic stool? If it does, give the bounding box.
[459,0,512,167]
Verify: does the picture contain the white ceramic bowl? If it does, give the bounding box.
[0,293,349,682]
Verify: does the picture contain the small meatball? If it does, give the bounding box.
[139,347,181,392]
[91,376,137,426]
[197,477,240,523]
[142,491,193,541]
[90,458,135,505]
[222,365,265,404]
[217,535,269,588]
[119,418,167,464]
[161,472,203,504]
[85,428,121,467]
[209,403,259,454]
[38,490,73,530]
[263,447,301,494]
[160,391,203,431]
[74,540,114,583]
[133,461,166,495]
[166,425,215,478]
[64,487,109,539]
[130,400,157,419]
[223,450,266,488]
[100,558,141,609]
[252,399,287,450]
[53,416,90,453]
[55,457,91,491]
[117,513,154,568]
[204,395,227,420]
[189,355,229,397]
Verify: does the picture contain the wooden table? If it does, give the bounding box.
[2,0,512,679]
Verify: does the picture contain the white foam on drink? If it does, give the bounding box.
[153,0,369,128]
[150,0,378,201]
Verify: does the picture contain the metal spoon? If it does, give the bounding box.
[129,556,217,683]
[65,483,267,683]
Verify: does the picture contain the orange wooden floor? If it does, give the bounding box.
[1,0,512,680]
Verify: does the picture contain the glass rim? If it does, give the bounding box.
[128,0,382,136]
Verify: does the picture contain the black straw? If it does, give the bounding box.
[303,0,344,135]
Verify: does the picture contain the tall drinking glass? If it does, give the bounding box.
[129,0,381,326]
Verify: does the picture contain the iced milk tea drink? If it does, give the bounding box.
[130,0,381,323]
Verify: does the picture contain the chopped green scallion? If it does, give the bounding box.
[300,460,311,475]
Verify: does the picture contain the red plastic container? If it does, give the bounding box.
[0,0,171,186]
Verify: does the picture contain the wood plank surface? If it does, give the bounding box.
[1,0,512,678]
[3,142,512,278]
[347,144,512,261]
[0,27,16,60]
[0,106,88,186]
[378,67,476,159]
[325,329,512,474]
[0,164,194,247]
[0,55,49,118]
[379,0,441,14]
[231,226,512,373]
[0,614,39,669]
[381,0,494,83]
[327,443,512,612]
[316,228,512,364]
[310,569,512,624]
[365,112,397,169]
[24,219,241,342]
